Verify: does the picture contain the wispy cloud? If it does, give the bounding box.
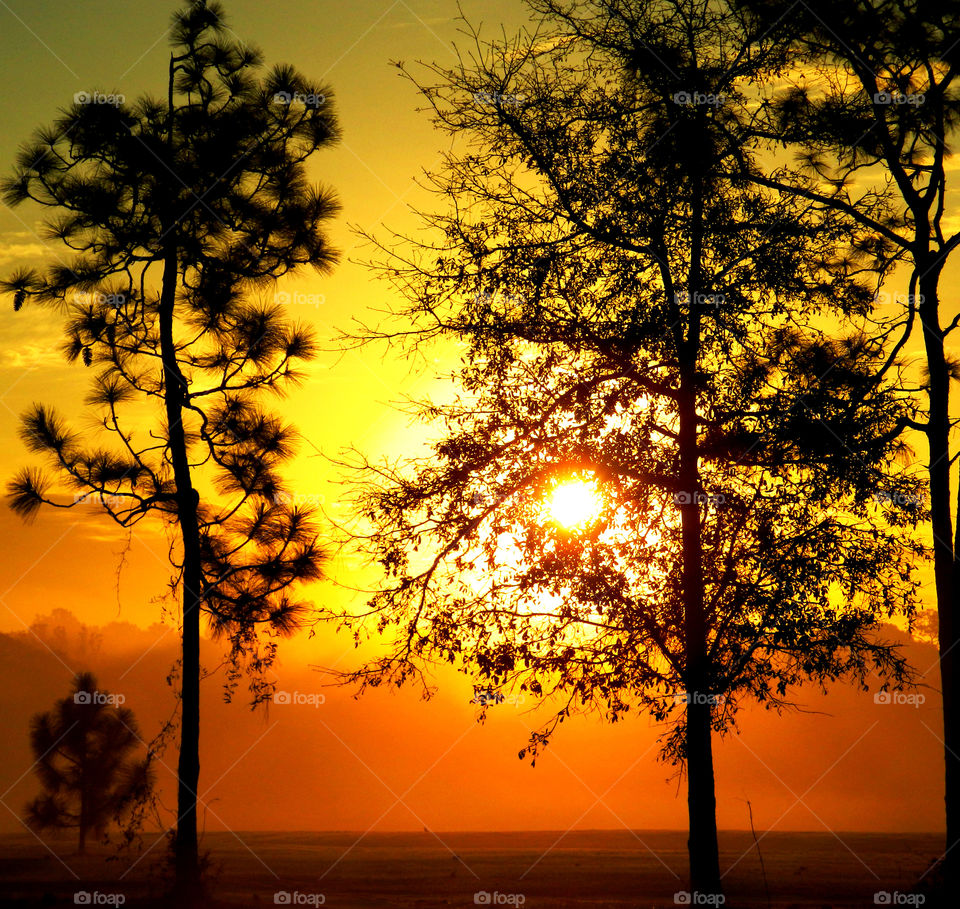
[0,241,47,265]
[2,344,63,370]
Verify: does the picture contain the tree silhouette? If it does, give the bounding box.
[1,1,337,898]
[732,0,960,896]
[343,0,925,894]
[25,672,153,855]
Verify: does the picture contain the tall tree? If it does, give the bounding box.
[732,0,960,896]
[2,1,338,898]
[25,673,153,855]
[343,0,924,893]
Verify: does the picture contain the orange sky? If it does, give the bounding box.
[0,0,951,839]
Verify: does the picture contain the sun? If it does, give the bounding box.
[546,478,602,529]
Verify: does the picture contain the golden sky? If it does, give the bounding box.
[0,0,950,839]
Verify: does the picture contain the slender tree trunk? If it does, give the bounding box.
[158,243,203,901]
[678,377,723,895]
[160,55,203,903]
[77,804,87,856]
[675,128,722,897]
[78,748,88,855]
[918,270,960,899]
[686,690,721,893]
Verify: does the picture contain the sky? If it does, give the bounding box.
[0,0,503,631]
[0,0,949,843]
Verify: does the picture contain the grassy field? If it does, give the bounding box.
[0,830,941,907]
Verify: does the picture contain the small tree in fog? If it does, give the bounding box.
[25,672,153,854]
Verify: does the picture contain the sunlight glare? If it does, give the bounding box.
[547,478,601,529]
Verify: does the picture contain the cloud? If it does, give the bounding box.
[2,343,64,369]
[0,240,48,264]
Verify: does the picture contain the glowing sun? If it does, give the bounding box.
[546,478,602,529]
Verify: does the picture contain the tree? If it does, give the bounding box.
[730,0,960,896]
[342,0,924,894]
[2,0,337,898]
[25,672,153,855]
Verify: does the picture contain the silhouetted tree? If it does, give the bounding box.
[25,672,153,855]
[1,1,337,898]
[732,0,960,897]
[342,0,925,895]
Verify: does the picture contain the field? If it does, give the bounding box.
[0,830,941,907]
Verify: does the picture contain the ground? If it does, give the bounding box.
[0,830,941,907]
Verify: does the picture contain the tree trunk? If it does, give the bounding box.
[678,372,722,896]
[674,130,722,897]
[78,743,88,855]
[158,243,203,901]
[686,691,721,894]
[918,271,960,900]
